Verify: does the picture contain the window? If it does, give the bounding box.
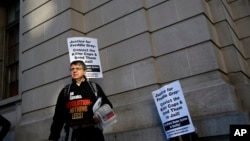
[0,0,20,99]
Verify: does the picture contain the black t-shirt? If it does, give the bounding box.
[49,80,112,141]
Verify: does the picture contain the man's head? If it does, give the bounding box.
[70,61,87,80]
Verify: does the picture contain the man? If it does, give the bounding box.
[0,115,11,141]
[49,60,113,141]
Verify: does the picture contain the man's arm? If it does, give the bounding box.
[96,84,113,108]
[48,89,66,141]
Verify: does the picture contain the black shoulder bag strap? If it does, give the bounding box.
[63,84,71,98]
[88,81,98,97]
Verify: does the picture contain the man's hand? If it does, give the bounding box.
[93,114,100,123]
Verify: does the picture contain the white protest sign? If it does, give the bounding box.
[67,37,103,78]
[152,80,195,139]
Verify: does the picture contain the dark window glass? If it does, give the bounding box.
[1,0,20,99]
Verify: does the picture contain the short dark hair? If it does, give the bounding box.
[70,60,86,70]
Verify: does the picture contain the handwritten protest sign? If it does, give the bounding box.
[152,80,195,139]
[67,37,103,78]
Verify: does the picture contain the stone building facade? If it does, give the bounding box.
[0,0,249,141]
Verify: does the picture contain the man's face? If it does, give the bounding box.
[70,64,86,80]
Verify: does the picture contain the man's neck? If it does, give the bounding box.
[75,78,85,86]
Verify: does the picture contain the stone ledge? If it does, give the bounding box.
[194,112,250,137]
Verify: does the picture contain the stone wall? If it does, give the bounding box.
[13,0,250,141]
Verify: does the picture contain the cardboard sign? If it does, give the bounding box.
[152,80,195,139]
[67,37,103,78]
